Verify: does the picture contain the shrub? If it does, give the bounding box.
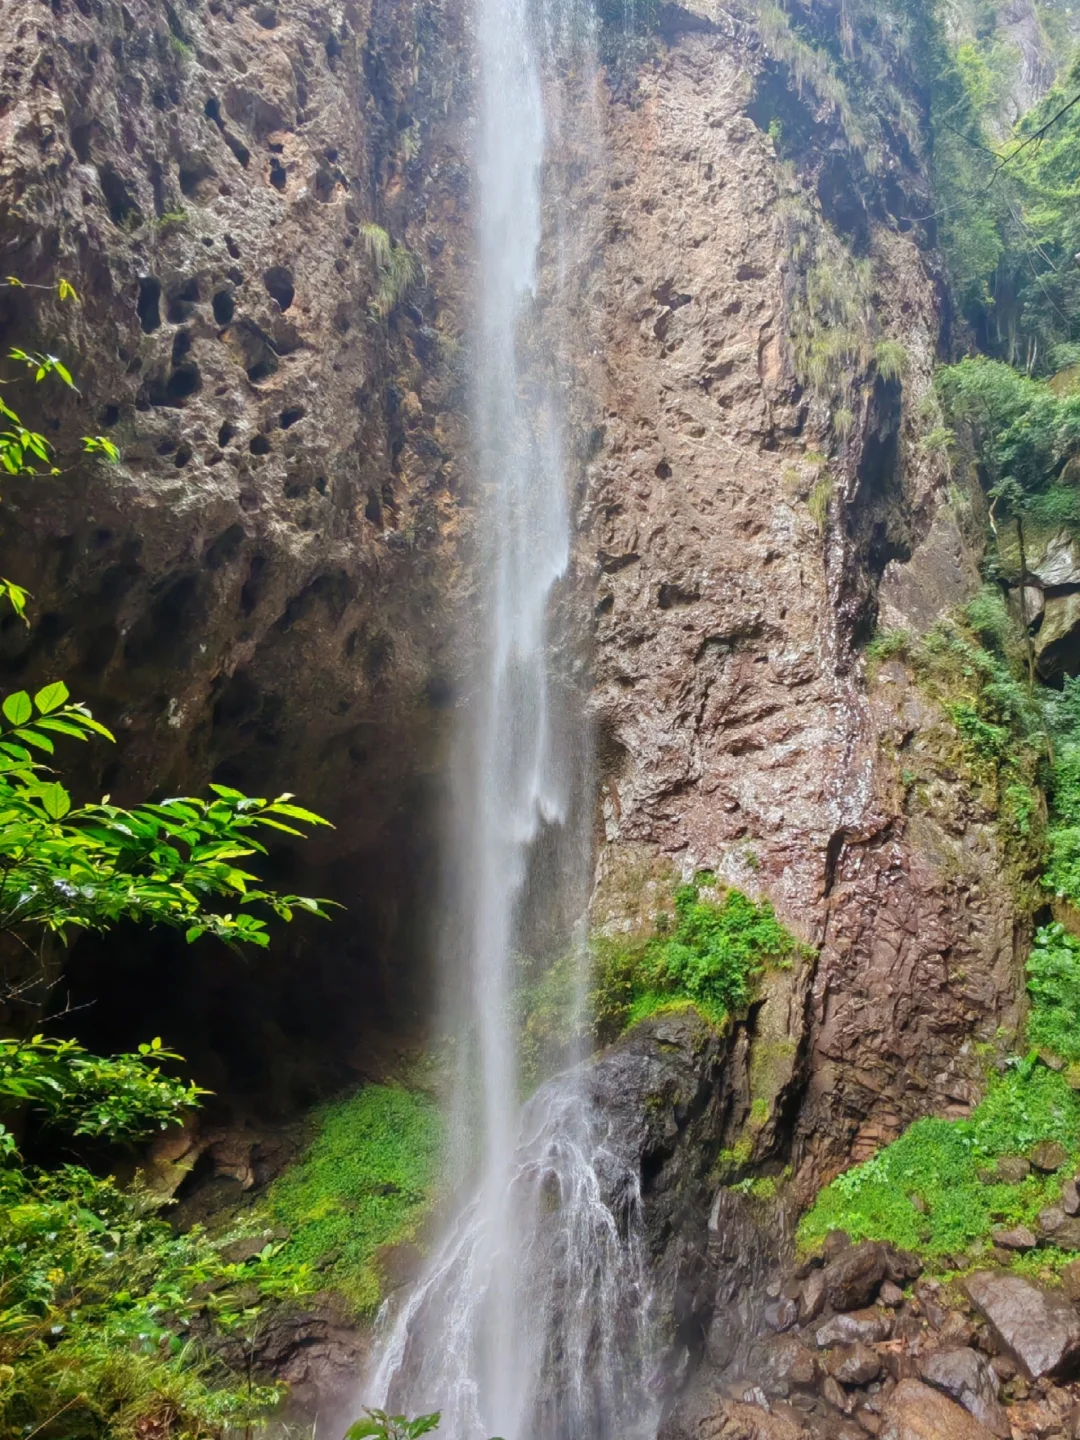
[593,875,801,1035]
[1027,924,1080,1061]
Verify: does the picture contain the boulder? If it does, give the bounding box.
[1037,1206,1080,1249]
[826,1341,882,1385]
[1029,530,1080,588]
[1036,593,1080,679]
[1062,1179,1080,1216]
[1031,1141,1069,1173]
[824,1241,888,1311]
[989,1225,1036,1251]
[815,1309,892,1347]
[918,1346,1010,1437]
[879,1379,997,1440]
[996,1156,1032,1184]
[798,1268,828,1324]
[1062,1258,1080,1303]
[758,1333,820,1393]
[964,1270,1080,1379]
[880,1281,905,1308]
[764,1298,798,1333]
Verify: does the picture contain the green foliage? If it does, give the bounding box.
[1027,923,1080,1061]
[807,473,832,534]
[359,225,421,319]
[1043,677,1080,903]
[799,1062,1080,1260]
[0,679,331,957]
[0,1162,305,1439]
[260,1085,441,1315]
[935,357,1080,519]
[0,1035,205,1146]
[593,875,800,1035]
[347,1412,442,1440]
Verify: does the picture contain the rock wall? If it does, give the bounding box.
[581,9,1028,1188]
[0,0,475,1103]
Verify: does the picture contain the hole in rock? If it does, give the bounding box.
[225,133,251,168]
[279,405,305,429]
[137,277,162,332]
[204,95,223,127]
[365,490,382,525]
[100,403,120,427]
[314,168,335,202]
[263,266,294,311]
[249,433,271,455]
[240,554,266,615]
[212,290,235,325]
[205,523,244,569]
[217,420,237,446]
[98,162,142,226]
[255,5,278,26]
[166,277,199,323]
[174,442,193,468]
[225,235,241,258]
[268,157,287,192]
[166,364,201,402]
[179,158,216,199]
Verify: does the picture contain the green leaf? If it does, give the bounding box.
[3,692,32,726]
[34,682,69,714]
[39,783,71,820]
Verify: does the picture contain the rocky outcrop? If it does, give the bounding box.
[0,0,473,1099]
[582,12,1024,1189]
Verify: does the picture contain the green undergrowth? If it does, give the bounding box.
[591,874,804,1037]
[798,1061,1080,1265]
[256,1085,441,1316]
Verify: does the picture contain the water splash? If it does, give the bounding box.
[364,3,658,1436]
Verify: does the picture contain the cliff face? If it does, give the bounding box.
[0,0,1032,1162]
[0,0,474,1100]
[581,9,1026,1186]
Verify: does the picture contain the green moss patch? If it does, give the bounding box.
[798,1064,1080,1265]
[592,875,804,1037]
[259,1085,440,1315]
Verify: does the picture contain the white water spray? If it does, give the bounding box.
[367,5,660,1436]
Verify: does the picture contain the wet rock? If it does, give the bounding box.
[825,1243,889,1311]
[816,1310,893,1347]
[918,1347,1010,1437]
[799,1270,829,1324]
[1062,1180,1080,1217]
[1031,1142,1070,1174]
[879,1379,997,1439]
[965,1271,1080,1379]
[880,1281,905,1308]
[827,1342,883,1386]
[759,1333,821,1393]
[765,1299,799,1334]
[823,1375,857,1414]
[990,1226,1037,1251]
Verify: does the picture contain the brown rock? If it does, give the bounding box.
[816,1311,893,1347]
[880,1281,905,1308]
[990,1226,1037,1251]
[997,1158,1033,1185]
[827,1342,883,1386]
[1031,1142,1070,1174]
[825,1230,854,1260]
[918,1347,1010,1437]
[879,1379,996,1439]
[1062,1180,1080,1217]
[765,1299,799,1333]
[799,1269,828,1324]
[964,1271,1080,1380]
[823,1375,857,1414]
[1061,1259,1080,1303]
[760,1334,820,1393]
[825,1243,889,1312]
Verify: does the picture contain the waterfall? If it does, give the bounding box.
[366,4,659,1437]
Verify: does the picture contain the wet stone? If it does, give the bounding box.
[825,1242,889,1311]
[965,1270,1080,1380]
[990,1225,1037,1251]
[827,1342,883,1386]
[816,1310,893,1348]
[918,1346,1010,1437]
[879,1378,998,1440]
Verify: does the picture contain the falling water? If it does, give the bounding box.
[367,3,660,1437]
